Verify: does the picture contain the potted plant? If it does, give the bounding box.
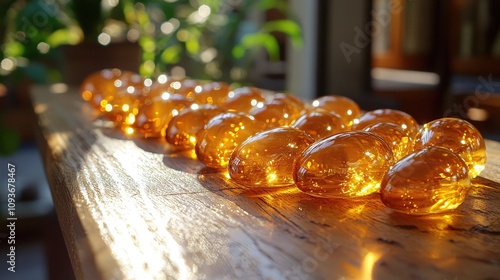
[0,0,72,154]
[2,0,301,84]
[132,0,302,84]
[56,0,142,85]
[1,0,301,154]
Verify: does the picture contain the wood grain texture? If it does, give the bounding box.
[32,85,500,280]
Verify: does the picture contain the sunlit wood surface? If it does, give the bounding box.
[32,85,500,279]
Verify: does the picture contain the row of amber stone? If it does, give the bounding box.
[81,69,486,215]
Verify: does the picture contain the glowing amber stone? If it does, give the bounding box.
[229,127,315,187]
[250,103,299,129]
[380,147,470,215]
[196,112,263,169]
[363,122,413,160]
[250,94,305,129]
[294,131,394,198]
[192,82,230,106]
[81,69,120,109]
[148,75,177,98]
[310,95,361,127]
[269,93,306,113]
[165,79,199,99]
[134,94,192,138]
[352,109,419,138]
[110,89,144,132]
[149,77,199,100]
[165,105,226,149]
[223,87,265,113]
[292,111,346,140]
[80,69,145,114]
[413,118,486,178]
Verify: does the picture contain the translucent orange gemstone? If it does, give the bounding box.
[268,93,306,113]
[165,105,226,149]
[166,79,199,99]
[134,94,192,138]
[250,94,305,129]
[195,112,263,169]
[380,146,470,215]
[250,103,298,129]
[363,122,413,160]
[109,87,144,130]
[192,82,230,106]
[310,95,361,127]
[222,87,265,113]
[149,77,199,100]
[229,127,315,187]
[413,117,486,178]
[292,111,346,140]
[81,69,118,108]
[80,69,145,116]
[294,131,394,198]
[352,109,419,138]
[148,74,177,97]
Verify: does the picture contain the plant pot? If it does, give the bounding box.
[59,41,142,85]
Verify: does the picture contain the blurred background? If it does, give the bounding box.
[0,0,499,279]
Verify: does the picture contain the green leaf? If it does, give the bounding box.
[4,41,25,57]
[262,20,302,47]
[137,9,151,27]
[46,28,81,47]
[184,27,202,55]
[139,36,156,52]
[185,36,199,55]
[122,0,138,24]
[139,61,155,77]
[232,45,246,59]
[257,0,288,12]
[160,45,182,64]
[239,33,280,61]
[142,51,155,61]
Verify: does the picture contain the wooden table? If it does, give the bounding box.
[32,85,500,279]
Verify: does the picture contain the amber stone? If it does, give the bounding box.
[363,122,413,161]
[380,147,470,215]
[222,87,266,113]
[229,127,315,187]
[149,77,199,100]
[250,103,298,129]
[134,94,192,138]
[310,95,361,127]
[81,68,121,109]
[352,109,419,138]
[148,74,177,98]
[195,112,263,168]
[268,93,306,113]
[294,131,394,198]
[109,86,145,129]
[81,69,145,119]
[165,105,226,149]
[192,82,230,106]
[250,94,305,129]
[292,111,347,140]
[167,79,199,99]
[413,117,486,178]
